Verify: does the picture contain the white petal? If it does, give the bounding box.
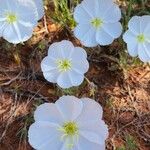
[74,24,98,47]
[57,72,72,88]
[28,121,62,150]
[15,0,38,29]
[41,56,57,72]
[2,23,31,44]
[123,30,138,57]
[81,0,98,17]
[128,16,141,34]
[102,3,121,23]
[72,47,87,59]
[102,22,122,38]
[33,0,44,20]
[138,43,150,62]
[48,42,64,59]
[97,0,114,16]
[0,0,8,14]
[76,98,103,123]
[144,25,150,38]
[34,103,64,124]
[0,22,7,37]
[42,69,60,83]
[68,70,84,86]
[79,121,108,142]
[71,47,89,74]
[58,40,74,58]
[96,28,114,45]
[123,30,137,44]
[144,42,150,57]
[74,3,92,23]
[127,43,138,57]
[77,135,105,150]
[140,15,150,33]
[72,59,89,75]
[55,96,83,121]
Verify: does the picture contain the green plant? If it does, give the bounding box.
[125,135,138,150]
[50,0,79,29]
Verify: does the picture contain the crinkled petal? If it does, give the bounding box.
[74,24,98,47]
[55,96,83,121]
[80,0,98,17]
[0,22,7,37]
[57,72,72,88]
[71,47,89,74]
[102,22,122,38]
[48,40,75,59]
[33,0,44,20]
[42,69,60,83]
[127,42,138,57]
[96,28,114,45]
[41,56,57,72]
[123,30,137,44]
[72,59,89,74]
[34,103,64,124]
[68,70,84,86]
[0,0,8,14]
[76,98,103,123]
[123,30,138,57]
[77,135,105,150]
[140,15,150,33]
[144,42,150,58]
[128,16,141,34]
[79,121,108,144]
[57,40,74,59]
[3,23,33,44]
[102,2,121,23]
[17,0,38,26]
[28,121,62,150]
[138,43,150,62]
[72,47,87,59]
[74,3,92,23]
[144,26,150,38]
[48,42,64,59]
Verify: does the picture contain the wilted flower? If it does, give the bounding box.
[41,40,89,89]
[28,96,108,150]
[74,0,122,47]
[123,15,150,62]
[0,0,38,44]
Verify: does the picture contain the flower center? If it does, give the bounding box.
[6,13,17,24]
[63,122,78,136]
[91,18,103,28]
[58,122,79,149]
[57,59,72,72]
[137,34,145,43]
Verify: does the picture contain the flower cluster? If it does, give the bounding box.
[2,0,150,150]
[0,0,44,44]
[28,96,108,150]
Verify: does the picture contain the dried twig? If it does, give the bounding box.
[0,72,22,86]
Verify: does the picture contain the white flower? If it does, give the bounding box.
[74,0,122,47]
[123,15,150,62]
[28,96,108,150]
[0,0,38,44]
[41,40,89,89]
